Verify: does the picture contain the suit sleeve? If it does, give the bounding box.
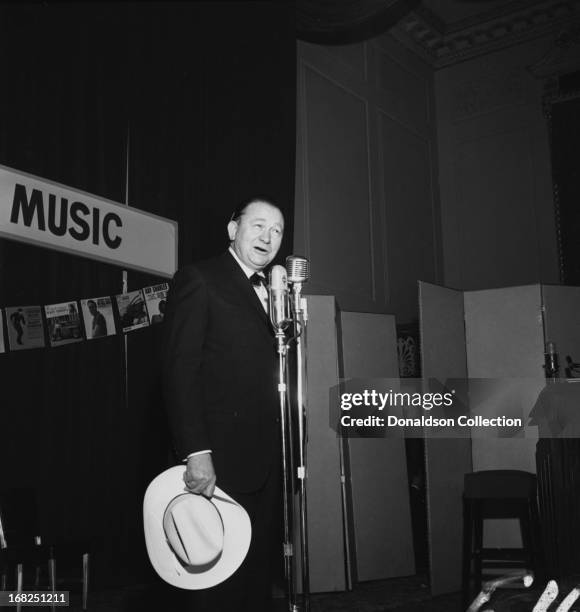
[162,265,211,459]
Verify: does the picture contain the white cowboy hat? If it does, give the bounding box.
[143,466,251,589]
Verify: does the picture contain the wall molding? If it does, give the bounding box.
[391,0,580,69]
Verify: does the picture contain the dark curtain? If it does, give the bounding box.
[551,95,580,285]
[550,97,580,285]
[0,0,296,592]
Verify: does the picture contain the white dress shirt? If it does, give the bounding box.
[228,247,268,312]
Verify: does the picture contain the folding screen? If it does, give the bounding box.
[421,282,547,569]
[339,311,415,581]
[419,281,471,595]
[464,285,543,477]
[302,296,346,592]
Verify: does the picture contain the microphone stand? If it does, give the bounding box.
[274,325,298,612]
[290,286,310,612]
[270,262,311,612]
[269,266,299,612]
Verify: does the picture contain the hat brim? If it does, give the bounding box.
[144,466,251,589]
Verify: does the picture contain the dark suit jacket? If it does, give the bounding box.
[162,251,280,493]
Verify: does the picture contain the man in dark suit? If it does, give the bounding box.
[162,197,285,611]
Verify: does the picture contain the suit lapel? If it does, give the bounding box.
[218,252,272,335]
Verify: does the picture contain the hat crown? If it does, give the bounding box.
[144,466,251,589]
[163,494,224,566]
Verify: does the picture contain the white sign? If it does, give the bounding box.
[0,165,177,277]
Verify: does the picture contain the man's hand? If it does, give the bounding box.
[184,453,216,498]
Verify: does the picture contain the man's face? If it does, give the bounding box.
[228,201,284,271]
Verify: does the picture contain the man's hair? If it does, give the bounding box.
[229,195,282,223]
[87,300,96,308]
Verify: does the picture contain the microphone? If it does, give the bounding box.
[286,256,309,285]
[286,255,309,319]
[268,265,290,331]
[544,341,559,379]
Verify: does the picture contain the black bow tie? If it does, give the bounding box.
[250,273,267,289]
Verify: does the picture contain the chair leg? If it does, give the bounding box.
[520,508,533,568]
[1,571,6,591]
[473,505,483,595]
[16,564,23,612]
[48,557,56,612]
[462,499,473,609]
[529,499,543,577]
[82,553,89,610]
[48,557,56,591]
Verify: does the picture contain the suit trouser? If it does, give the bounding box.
[188,451,282,612]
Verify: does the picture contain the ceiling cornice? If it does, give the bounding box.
[390,0,580,69]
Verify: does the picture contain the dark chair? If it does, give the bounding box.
[0,544,56,593]
[462,470,541,609]
[0,489,55,591]
[0,488,89,609]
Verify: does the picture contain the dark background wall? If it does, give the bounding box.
[435,36,559,293]
[0,1,296,587]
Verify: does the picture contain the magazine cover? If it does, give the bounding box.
[81,296,116,340]
[5,305,46,350]
[144,283,169,325]
[115,289,150,333]
[0,309,5,353]
[44,301,83,347]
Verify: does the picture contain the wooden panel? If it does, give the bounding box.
[464,285,544,381]
[325,42,367,79]
[374,46,429,130]
[340,311,415,581]
[434,38,559,290]
[295,37,440,316]
[382,117,437,321]
[419,281,471,595]
[454,129,540,290]
[303,296,346,592]
[302,66,375,305]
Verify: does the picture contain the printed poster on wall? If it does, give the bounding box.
[80,297,116,340]
[144,283,168,325]
[5,305,45,350]
[44,301,83,347]
[115,289,149,333]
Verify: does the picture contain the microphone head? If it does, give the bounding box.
[286,255,309,284]
[269,264,287,291]
[268,265,290,330]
